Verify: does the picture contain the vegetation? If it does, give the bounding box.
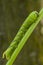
[3,9,43,65]
[0,0,43,65]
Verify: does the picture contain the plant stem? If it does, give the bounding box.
[6,9,43,65]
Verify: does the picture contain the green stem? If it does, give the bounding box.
[6,9,43,65]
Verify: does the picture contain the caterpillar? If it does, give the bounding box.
[3,11,39,60]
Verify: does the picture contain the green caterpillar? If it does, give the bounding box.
[3,11,38,60]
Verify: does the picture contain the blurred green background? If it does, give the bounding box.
[0,0,43,65]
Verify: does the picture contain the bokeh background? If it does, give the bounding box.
[0,0,43,65]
